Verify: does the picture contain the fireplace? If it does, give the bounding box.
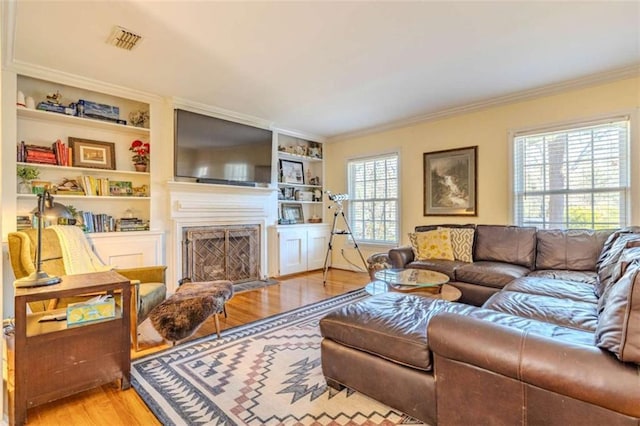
[182,225,261,283]
[168,180,277,290]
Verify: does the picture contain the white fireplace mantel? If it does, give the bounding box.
[167,180,278,289]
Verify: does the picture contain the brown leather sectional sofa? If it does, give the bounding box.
[320,225,640,425]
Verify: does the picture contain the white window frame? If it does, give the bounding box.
[510,114,631,230]
[347,152,400,246]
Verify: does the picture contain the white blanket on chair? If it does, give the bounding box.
[50,225,113,275]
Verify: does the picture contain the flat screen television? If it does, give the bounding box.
[174,109,273,185]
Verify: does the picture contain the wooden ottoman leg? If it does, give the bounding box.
[214,313,221,337]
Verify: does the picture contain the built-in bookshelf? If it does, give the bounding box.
[276,134,324,224]
[14,75,152,232]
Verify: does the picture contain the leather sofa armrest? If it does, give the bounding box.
[389,246,414,269]
[428,312,640,417]
[115,265,167,284]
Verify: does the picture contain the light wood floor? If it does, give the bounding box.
[22,269,369,425]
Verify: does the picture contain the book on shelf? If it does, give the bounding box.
[16,215,32,231]
[79,211,116,233]
[115,218,149,232]
[76,176,110,196]
[17,140,72,166]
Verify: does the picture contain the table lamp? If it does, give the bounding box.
[14,190,73,288]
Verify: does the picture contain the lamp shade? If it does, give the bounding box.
[32,201,73,226]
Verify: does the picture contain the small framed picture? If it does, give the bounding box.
[69,137,116,170]
[109,180,133,196]
[281,203,304,224]
[282,187,295,200]
[279,159,304,184]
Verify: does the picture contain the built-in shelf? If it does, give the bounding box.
[277,151,323,162]
[17,162,150,177]
[278,183,322,189]
[17,194,150,200]
[17,107,149,136]
[278,200,323,205]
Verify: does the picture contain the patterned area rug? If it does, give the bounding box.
[132,288,425,425]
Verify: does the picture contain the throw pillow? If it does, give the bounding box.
[595,259,640,363]
[438,226,474,262]
[408,229,455,261]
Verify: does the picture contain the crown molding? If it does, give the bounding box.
[171,96,274,130]
[270,126,326,143]
[329,64,640,143]
[6,60,162,104]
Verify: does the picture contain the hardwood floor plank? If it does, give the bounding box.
[19,269,368,425]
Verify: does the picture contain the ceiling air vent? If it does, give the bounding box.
[106,26,142,51]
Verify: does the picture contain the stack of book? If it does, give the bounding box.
[17,140,72,166]
[23,144,56,165]
[51,139,71,166]
[115,218,149,232]
[16,215,32,231]
[79,211,115,233]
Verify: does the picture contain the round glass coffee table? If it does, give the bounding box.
[366,268,462,302]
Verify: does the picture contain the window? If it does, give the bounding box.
[513,117,629,229]
[347,153,399,244]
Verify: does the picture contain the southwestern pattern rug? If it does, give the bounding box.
[132,288,425,425]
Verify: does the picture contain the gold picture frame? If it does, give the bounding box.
[69,137,116,170]
[423,146,477,216]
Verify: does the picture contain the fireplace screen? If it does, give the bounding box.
[182,225,260,283]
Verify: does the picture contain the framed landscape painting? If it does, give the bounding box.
[423,146,477,216]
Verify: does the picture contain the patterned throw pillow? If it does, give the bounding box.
[439,227,474,263]
[408,229,455,261]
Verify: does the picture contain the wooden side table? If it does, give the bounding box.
[9,270,131,426]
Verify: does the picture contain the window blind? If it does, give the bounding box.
[348,153,399,244]
[513,118,629,229]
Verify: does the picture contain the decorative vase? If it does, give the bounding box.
[134,164,147,172]
[17,181,31,194]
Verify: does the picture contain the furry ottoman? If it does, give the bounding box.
[149,280,234,343]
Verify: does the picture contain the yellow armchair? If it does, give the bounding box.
[8,228,167,350]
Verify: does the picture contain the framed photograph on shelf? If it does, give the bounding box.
[69,137,116,170]
[281,203,304,224]
[423,146,477,216]
[109,181,133,196]
[279,159,304,184]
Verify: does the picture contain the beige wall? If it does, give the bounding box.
[325,76,640,256]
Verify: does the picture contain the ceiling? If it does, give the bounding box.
[6,1,640,139]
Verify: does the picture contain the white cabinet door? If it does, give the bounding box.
[278,228,308,275]
[307,227,330,270]
[88,231,164,268]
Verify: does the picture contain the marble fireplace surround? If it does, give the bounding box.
[168,181,277,290]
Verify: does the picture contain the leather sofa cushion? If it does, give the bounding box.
[504,277,597,304]
[596,260,640,363]
[483,291,598,332]
[595,233,640,297]
[535,229,611,271]
[407,259,467,280]
[320,293,465,371]
[455,261,530,289]
[527,269,597,285]
[474,225,537,268]
[597,247,640,313]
